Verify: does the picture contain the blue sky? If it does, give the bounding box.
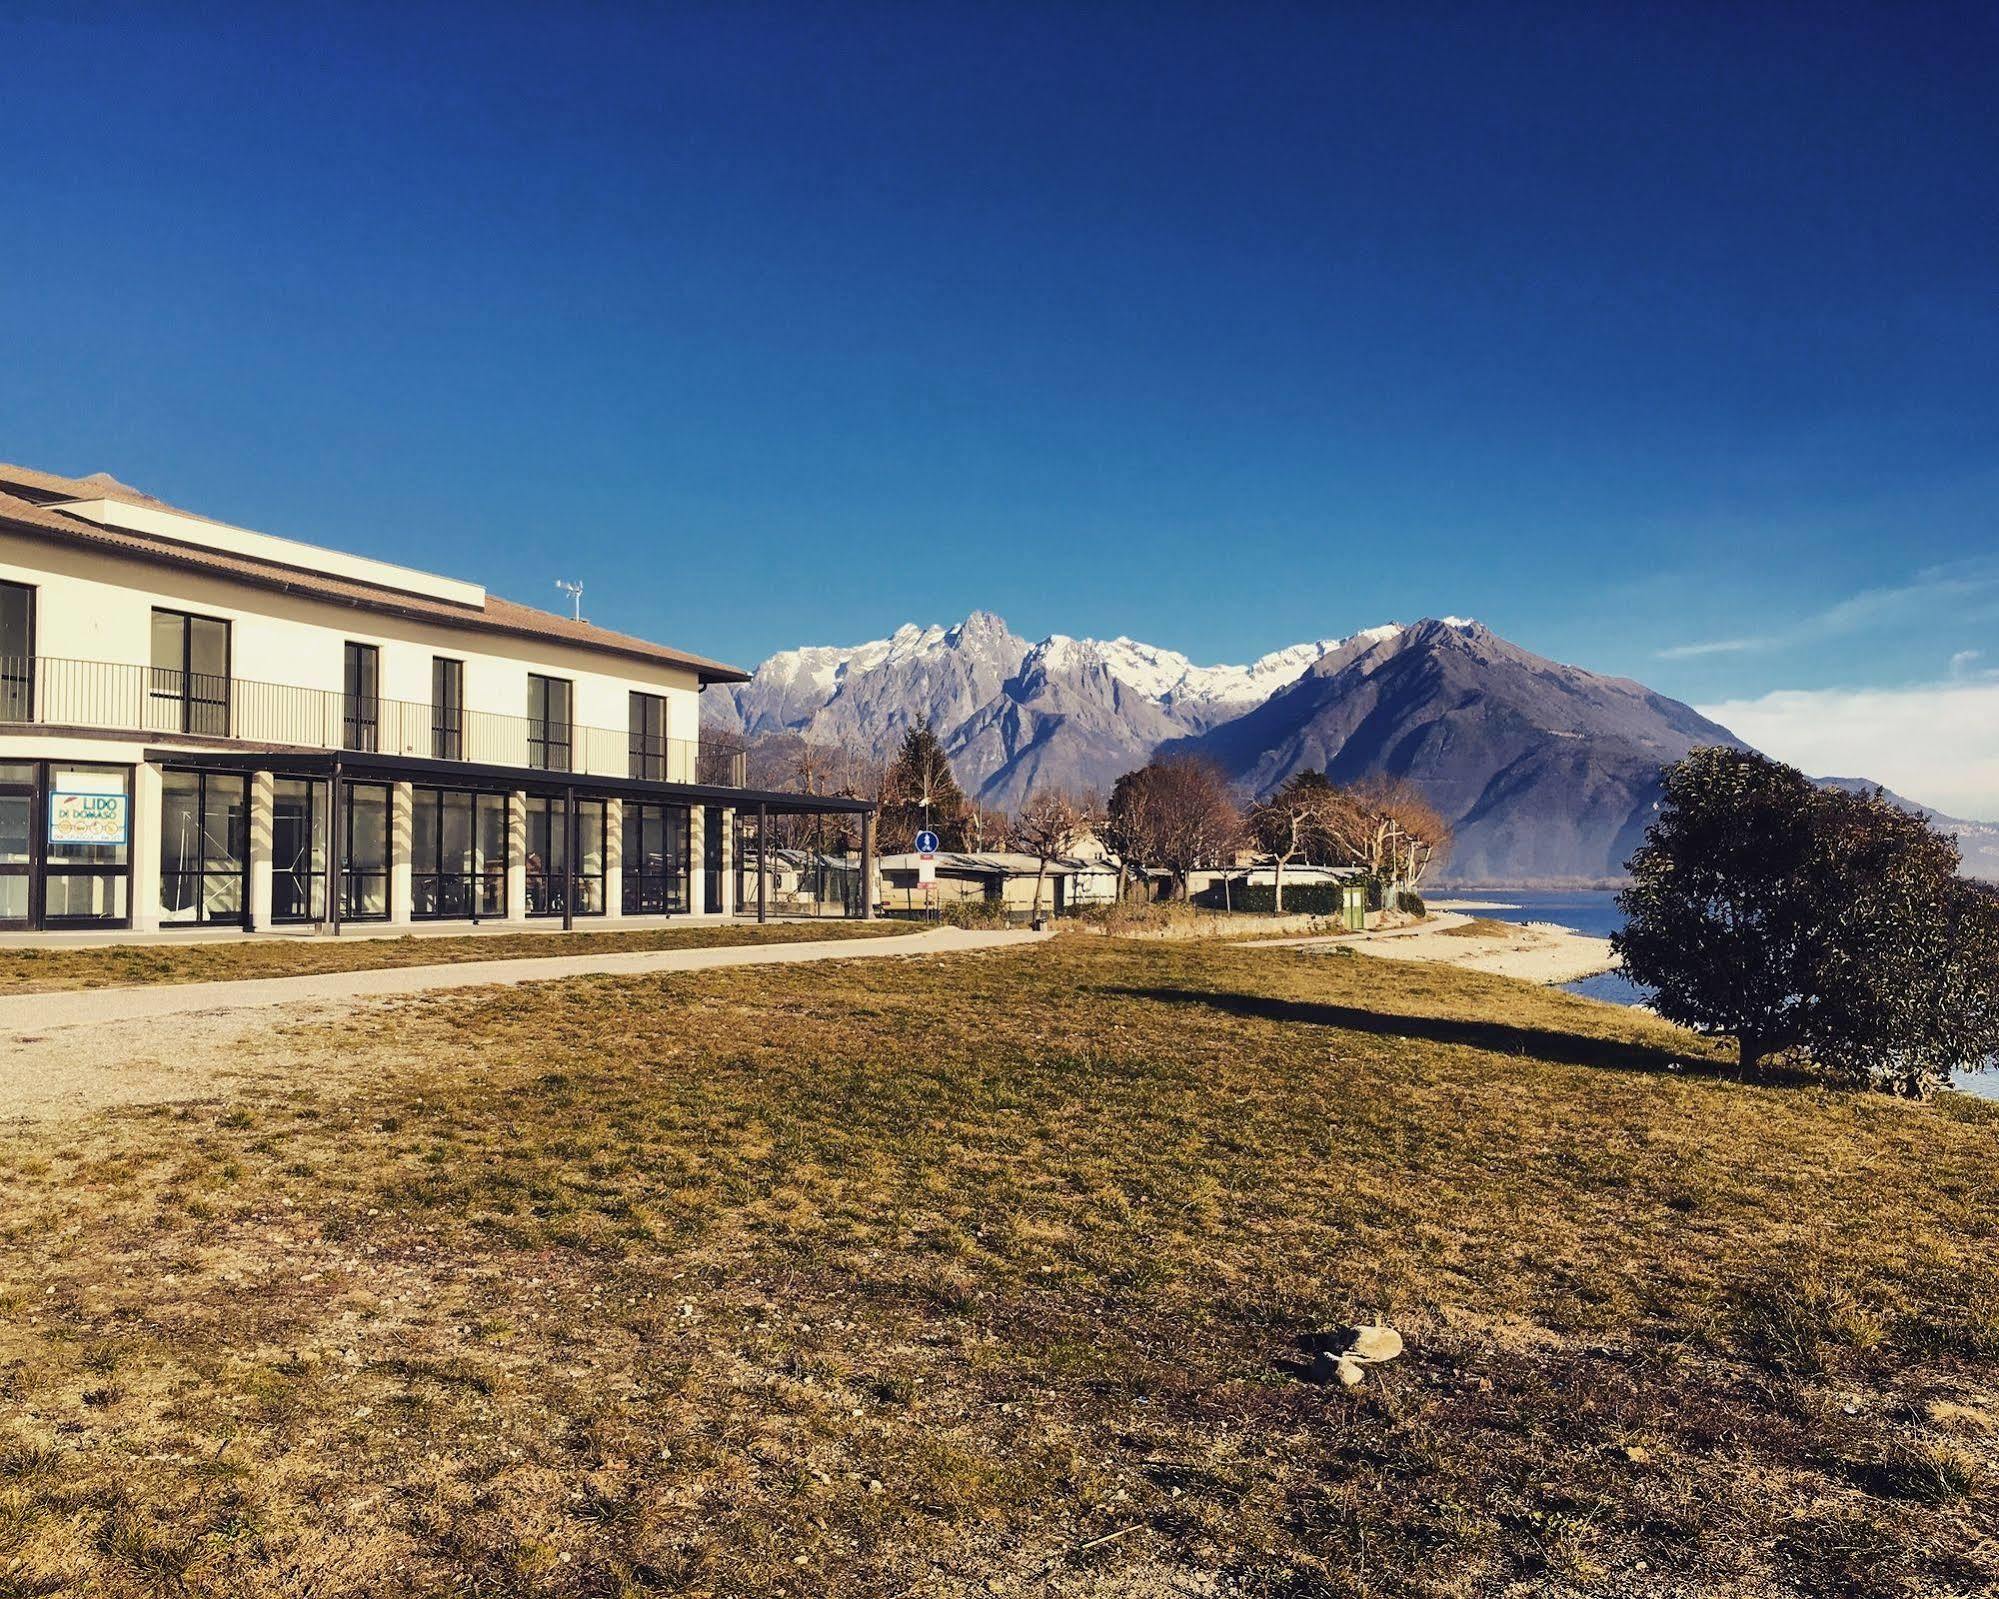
[2,4,1995,810]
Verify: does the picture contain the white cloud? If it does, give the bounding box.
[1660,558,1999,660]
[1699,678,1999,821]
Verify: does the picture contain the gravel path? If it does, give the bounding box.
[0,925,1046,1122]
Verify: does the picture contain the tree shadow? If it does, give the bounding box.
[1102,985,1727,1080]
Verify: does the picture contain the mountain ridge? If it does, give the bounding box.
[703,611,1998,882]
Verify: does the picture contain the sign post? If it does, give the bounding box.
[915,830,939,917]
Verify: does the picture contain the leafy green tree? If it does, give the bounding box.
[876,719,969,854]
[1614,746,1999,1093]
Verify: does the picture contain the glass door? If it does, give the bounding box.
[272,778,325,923]
[340,781,390,919]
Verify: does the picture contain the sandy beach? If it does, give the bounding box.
[1250,910,1620,986]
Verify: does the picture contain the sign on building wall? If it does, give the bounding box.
[49,774,128,848]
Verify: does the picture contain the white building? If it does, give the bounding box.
[0,464,872,935]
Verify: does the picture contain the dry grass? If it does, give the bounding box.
[1440,917,1515,939]
[0,920,909,995]
[0,938,1993,1596]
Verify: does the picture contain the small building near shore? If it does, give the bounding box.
[876,850,1120,918]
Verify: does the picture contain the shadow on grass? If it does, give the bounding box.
[1105,985,1718,1079]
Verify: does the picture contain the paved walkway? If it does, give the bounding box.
[0,926,1048,1121]
[1,925,1047,1033]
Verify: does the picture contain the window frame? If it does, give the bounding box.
[527,673,572,772]
[158,768,250,929]
[271,777,325,924]
[342,642,381,753]
[0,580,33,723]
[411,785,509,922]
[628,691,669,780]
[149,608,232,737]
[338,779,392,921]
[431,656,465,761]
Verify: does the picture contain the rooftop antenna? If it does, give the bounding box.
[554,579,584,620]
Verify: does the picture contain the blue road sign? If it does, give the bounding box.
[915,829,940,854]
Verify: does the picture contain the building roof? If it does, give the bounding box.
[0,464,751,685]
[876,850,1112,876]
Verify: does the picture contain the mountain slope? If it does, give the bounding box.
[1169,619,1746,881]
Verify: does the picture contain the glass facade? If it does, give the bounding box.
[623,801,690,915]
[42,764,132,926]
[272,778,325,923]
[412,787,507,920]
[159,770,249,926]
[341,781,390,920]
[526,795,605,917]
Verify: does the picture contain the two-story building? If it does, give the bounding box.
[0,464,872,935]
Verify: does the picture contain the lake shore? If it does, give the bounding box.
[1252,909,1621,986]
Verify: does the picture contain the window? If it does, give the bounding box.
[622,802,690,915]
[0,582,32,722]
[159,770,248,926]
[41,764,132,926]
[412,788,508,920]
[342,643,380,752]
[149,609,231,736]
[628,692,668,780]
[527,674,572,772]
[0,763,32,927]
[525,795,605,917]
[703,806,724,914]
[432,657,464,761]
[340,781,390,919]
[272,779,325,923]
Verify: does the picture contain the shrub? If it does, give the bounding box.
[939,900,1011,930]
[1395,890,1427,917]
[1190,883,1355,916]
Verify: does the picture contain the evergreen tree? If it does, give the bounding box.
[877,720,970,853]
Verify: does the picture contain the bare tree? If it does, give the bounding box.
[1355,776,1451,892]
[1109,757,1239,901]
[1014,788,1087,921]
[963,804,1015,854]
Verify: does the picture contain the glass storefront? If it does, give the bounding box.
[526,795,606,917]
[273,778,325,923]
[412,787,508,920]
[159,770,249,926]
[41,764,133,927]
[623,801,690,915]
[341,781,391,921]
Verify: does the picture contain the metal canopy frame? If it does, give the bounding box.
[142,746,875,816]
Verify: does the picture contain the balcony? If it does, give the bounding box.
[0,656,748,787]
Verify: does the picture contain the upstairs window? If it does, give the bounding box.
[432,657,464,761]
[342,642,380,752]
[527,673,571,772]
[149,609,231,736]
[629,691,668,780]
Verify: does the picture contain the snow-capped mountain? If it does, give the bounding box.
[703,611,1996,883]
[704,613,1363,805]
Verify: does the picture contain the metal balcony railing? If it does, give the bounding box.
[0,656,748,787]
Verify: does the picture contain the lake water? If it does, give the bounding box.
[1447,887,1996,1101]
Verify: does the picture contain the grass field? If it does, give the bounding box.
[0,919,910,995]
[0,936,1993,1596]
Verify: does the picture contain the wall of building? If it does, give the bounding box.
[0,531,707,753]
